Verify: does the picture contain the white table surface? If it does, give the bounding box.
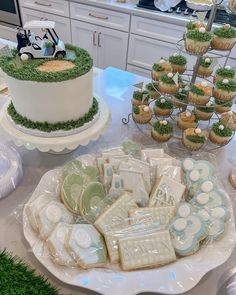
[0,66,236,295]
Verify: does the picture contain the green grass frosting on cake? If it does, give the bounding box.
[212,122,232,137]
[216,67,236,78]
[133,105,140,115]
[8,97,98,132]
[190,85,205,96]
[174,89,188,101]
[153,120,173,135]
[216,80,236,91]
[169,55,187,66]
[196,105,214,113]
[186,30,212,42]
[155,97,173,109]
[213,27,236,39]
[146,82,159,92]
[0,44,93,82]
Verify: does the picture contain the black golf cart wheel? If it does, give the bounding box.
[55,51,65,59]
[25,53,33,59]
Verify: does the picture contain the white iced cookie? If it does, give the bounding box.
[47,223,76,266]
[167,72,174,78]
[222,79,229,84]
[36,200,74,240]
[170,202,207,256]
[225,65,231,70]
[182,158,195,172]
[25,195,50,232]
[189,170,200,182]
[65,224,107,269]
[201,180,214,193]
[205,58,211,63]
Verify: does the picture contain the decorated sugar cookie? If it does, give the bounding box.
[169,202,207,256]
[65,224,108,269]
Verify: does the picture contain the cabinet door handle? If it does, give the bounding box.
[98,32,102,47]
[88,13,108,20]
[35,1,52,7]
[93,31,97,46]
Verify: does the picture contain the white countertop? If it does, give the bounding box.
[70,0,220,27]
[1,39,236,295]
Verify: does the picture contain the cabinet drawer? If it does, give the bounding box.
[21,7,71,43]
[131,16,183,44]
[20,0,69,17]
[70,2,130,32]
[128,34,178,70]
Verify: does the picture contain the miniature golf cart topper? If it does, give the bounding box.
[17,20,66,59]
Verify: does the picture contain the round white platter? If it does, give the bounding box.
[23,167,236,295]
[0,143,23,199]
[0,96,110,154]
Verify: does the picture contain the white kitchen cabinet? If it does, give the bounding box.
[0,25,16,42]
[71,20,98,65]
[71,20,128,70]
[20,7,71,43]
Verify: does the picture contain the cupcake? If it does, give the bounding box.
[211,24,236,51]
[152,59,172,81]
[159,72,180,94]
[132,90,150,106]
[132,105,152,124]
[220,111,236,130]
[195,102,215,121]
[151,119,173,142]
[197,57,214,78]
[188,81,212,105]
[186,21,206,31]
[209,122,233,145]
[185,27,212,54]
[183,128,206,150]
[145,82,160,99]
[173,87,188,108]
[215,99,233,113]
[169,53,187,74]
[153,97,173,117]
[214,66,236,83]
[213,79,236,101]
[178,110,198,130]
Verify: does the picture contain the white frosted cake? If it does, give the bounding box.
[0,31,98,136]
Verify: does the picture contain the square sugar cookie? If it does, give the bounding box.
[149,175,186,208]
[118,230,176,270]
[94,193,138,234]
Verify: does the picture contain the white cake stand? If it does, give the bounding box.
[0,96,110,154]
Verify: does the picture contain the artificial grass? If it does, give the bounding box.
[8,98,98,132]
[0,249,60,295]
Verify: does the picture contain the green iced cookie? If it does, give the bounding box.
[80,182,107,223]
[61,173,84,213]
[62,160,83,178]
[83,166,99,182]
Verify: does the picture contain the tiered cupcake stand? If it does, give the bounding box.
[122,0,235,151]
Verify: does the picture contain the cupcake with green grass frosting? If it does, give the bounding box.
[132,104,152,124]
[154,96,173,117]
[214,66,236,82]
[210,121,232,145]
[188,81,212,105]
[152,59,172,81]
[198,57,214,78]
[213,78,236,101]
[173,87,188,108]
[183,128,206,150]
[145,82,160,99]
[186,21,206,31]
[195,101,215,121]
[159,72,180,94]
[151,119,173,142]
[215,98,233,113]
[185,27,212,54]
[169,53,187,74]
[132,89,150,106]
[211,24,236,50]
